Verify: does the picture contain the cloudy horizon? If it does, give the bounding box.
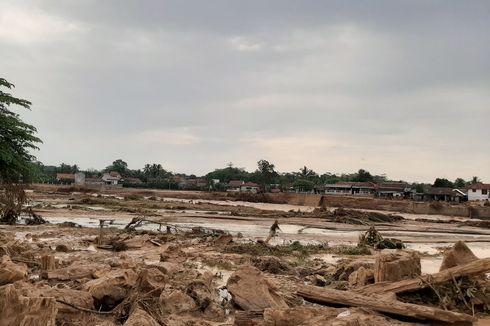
[1,1,489,183]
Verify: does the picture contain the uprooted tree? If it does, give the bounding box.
[0,77,43,224]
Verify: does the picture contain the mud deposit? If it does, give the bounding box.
[0,186,489,325]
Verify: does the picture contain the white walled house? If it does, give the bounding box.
[467,183,490,201]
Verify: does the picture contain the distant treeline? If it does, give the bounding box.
[27,159,482,192]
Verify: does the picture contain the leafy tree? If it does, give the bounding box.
[0,78,41,182]
[454,178,466,188]
[143,163,168,181]
[352,169,374,182]
[433,178,454,188]
[471,176,481,185]
[297,166,318,180]
[293,179,315,192]
[205,164,251,183]
[256,159,278,187]
[106,159,128,176]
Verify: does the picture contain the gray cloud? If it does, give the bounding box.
[1,0,489,182]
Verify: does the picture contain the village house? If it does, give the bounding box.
[240,182,260,193]
[124,177,143,185]
[101,171,122,186]
[376,182,411,199]
[467,183,490,201]
[422,187,466,203]
[226,180,245,192]
[179,178,208,190]
[324,181,377,197]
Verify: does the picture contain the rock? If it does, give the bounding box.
[84,269,137,309]
[124,308,159,326]
[226,265,288,311]
[440,241,478,271]
[0,255,28,285]
[159,290,197,314]
[348,267,374,287]
[374,250,421,283]
[136,268,166,293]
[0,284,57,326]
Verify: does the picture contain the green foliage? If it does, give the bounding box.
[105,159,128,176]
[433,178,454,188]
[0,78,41,182]
[205,163,252,183]
[255,159,279,186]
[454,178,466,188]
[143,163,169,181]
[293,179,315,192]
[352,169,374,182]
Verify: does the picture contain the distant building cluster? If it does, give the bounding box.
[55,172,489,202]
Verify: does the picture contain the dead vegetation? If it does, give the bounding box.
[0,184,46,225]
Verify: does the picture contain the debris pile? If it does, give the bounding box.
[0,211,489,326]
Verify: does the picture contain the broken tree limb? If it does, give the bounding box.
[355,257,490,295]
[297,285,475,324]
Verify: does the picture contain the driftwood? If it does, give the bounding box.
[356,257,490,295]
[234,310,264,326]
[298,285,475,324]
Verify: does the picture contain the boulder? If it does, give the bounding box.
[0,255,27,285]
[84,269,137,309]
[124,308,159,326]
[374,250,420,283]
[0,284,57,326]
[159,290,197,314]
[348,267,374,287]
[440,241,478,271]
[226,265,288,311]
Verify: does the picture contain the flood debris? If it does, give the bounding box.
[0,184,46,225]
[0,255,27,285]
[359,226,404,249]
[227,265,288,311]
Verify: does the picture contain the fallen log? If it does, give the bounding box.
[356,257,490,295]
[298,285,475,324]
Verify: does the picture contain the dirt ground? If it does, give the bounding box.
[1,185,489,325]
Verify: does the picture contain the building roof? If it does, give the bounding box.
[56,173,75,180]
[228,180,245,187]
[242,182,259,187]
[425,187,465,196]
[378,182,409,191]
[334,181,377,188]
[109,171,122,178]
[467,183,490,190]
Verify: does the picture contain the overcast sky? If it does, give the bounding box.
[1,1,489,182]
